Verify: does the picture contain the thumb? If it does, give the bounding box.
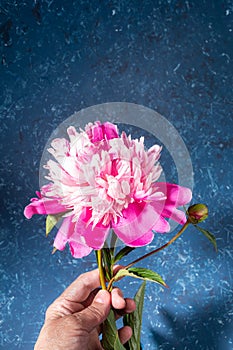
[75,290,111,333]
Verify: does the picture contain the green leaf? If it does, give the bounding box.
[195,226,218,251]
[113,247,136,264]
[113,268,168,288]
[46,215,60,236]
[123,282,146,350]
[46,212,69,237]
[102,309,126,350]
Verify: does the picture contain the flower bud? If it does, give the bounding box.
[187,203,208,224]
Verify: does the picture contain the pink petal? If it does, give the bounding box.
[53,215,75,250]
[75,207,110,249]
[40,183,54,196]
[48,138,70,162]
[151,214,170,233]
[127,230,154,247]
[152,182,192,225]
[92,122,103,142]
[86,121,119,143]
[102,122,119,140]
[24,197,66,219]
[165,208,187,225]
[113,202,164,246]
[156,182,192,207]
[68,240,93,258]
[53,215,93,258]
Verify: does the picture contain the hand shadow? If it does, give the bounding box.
[150,297,233,350]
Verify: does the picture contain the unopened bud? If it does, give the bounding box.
[187,204,208,224]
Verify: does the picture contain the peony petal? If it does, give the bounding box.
[92,123,103,142]
[48,138,70,163]
[75,207,110,250]
[102,122,119,140]
[127,230,154,247]
[53,215,75,250]
[151,214,170,233]
[151,182,192,225]
[156,182,192,207]
[86,121,119,143]
[68,240,93,258]
[113,202,165,246]
[24,197,66,219]
[54,215,93,258]
[164,208,187,225]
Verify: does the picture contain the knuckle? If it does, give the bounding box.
[88,304,104,320]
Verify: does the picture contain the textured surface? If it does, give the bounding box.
[0,0,232,349]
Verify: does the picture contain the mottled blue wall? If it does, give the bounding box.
[0,0,232,349]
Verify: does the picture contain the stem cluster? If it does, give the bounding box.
[97,219,191,291]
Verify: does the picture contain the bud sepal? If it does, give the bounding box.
[187,203,208,224]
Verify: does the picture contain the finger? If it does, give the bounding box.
[75,289,111,333]
[118,325,133,344]
[111,289,136,313]
[114,298,136,320]
[61,268,101,302]
[121,298,136,314]
[63,265,123,303]
[111,288,126,309]
[46,270,102,320]
[81,288,100,307]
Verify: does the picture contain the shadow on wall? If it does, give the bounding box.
[150,296,233,350]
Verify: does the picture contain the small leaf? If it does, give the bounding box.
[114,268,167,288]
[46,214,60,236]
[114,247,135,263]
[102,309,126,350]
[123,282,146,350]
[195,226,217,251]
[52,247,57,254]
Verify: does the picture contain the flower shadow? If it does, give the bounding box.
[150,297,233,350]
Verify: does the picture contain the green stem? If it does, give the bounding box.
[107,220,191,291]
[107,279,114,292]
[124,220,190,269]
[110,230,118,256]
[97,249,107,290]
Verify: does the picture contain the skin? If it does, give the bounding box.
[34,269,136,350]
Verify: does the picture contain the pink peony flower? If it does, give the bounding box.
[24,121,192,258]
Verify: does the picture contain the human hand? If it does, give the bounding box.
[34,268,136,350]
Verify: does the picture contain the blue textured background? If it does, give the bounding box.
[0,1,232,349]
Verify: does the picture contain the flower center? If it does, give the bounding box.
[106,175,130,205]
